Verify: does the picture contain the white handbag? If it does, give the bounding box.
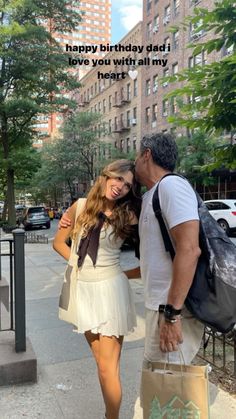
[58,198,86,327]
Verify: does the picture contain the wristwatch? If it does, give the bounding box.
[163,304,182,323]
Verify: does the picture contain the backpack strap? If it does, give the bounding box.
[152,173,186,261]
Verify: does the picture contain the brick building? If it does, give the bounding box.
[79,22,143,164]
[141,0,232,138]
[33,0,111,146]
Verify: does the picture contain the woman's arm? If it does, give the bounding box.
[53,202,77,260]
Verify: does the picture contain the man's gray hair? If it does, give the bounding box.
[140,132,178,171]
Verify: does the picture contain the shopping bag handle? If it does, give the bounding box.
[147,347,186,373]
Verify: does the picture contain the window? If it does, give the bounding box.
[163,68,169,87]
[162,99,169,116]
[153,15,159,32]
[126,138,130,153]
[172,62,178,75]
[94,82,97,95]
[133,107,137,119]
[173,0,180,16]
[188,56,194,68]
[153,75,158,93]
[163,5,171,25]
[146,22,152,40]
[173,30,179,50]
[133,136,137,151]
[189,52,207,67]
[127,110,130,127]
[147,0,152,14]
[145,107,151,123]
[98,101,101,112]
[152,104,158,121]
[164,37,170,55]
[103,99,106,113]
[146,79,151,95]
[171,97,177,114]
[127,83,131,100]
[109,95,112,110]
[205,202,230,211]
[190,20,204,41]
[90,85,93,97]
[120,139,124,152]
[108,119,111,134]
[133,79,137,96]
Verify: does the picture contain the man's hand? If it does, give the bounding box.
[159,316,183,352]
[59,211,72,229]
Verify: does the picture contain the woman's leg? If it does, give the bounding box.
[85,331,124,419]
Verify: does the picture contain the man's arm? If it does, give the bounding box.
[159,220,201,352]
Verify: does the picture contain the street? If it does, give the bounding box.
[0,223,236,418]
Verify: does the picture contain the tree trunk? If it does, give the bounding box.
[7,168,16,225]
[1,113,15,224]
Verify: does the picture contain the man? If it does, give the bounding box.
[135,132,203,364]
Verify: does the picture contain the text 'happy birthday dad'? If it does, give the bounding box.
[67,43,170,78]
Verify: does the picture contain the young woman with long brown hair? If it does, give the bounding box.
[53,160,141,419]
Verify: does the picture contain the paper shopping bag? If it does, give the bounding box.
[141,361,209,419]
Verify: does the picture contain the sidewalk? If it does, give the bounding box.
[0,236,236,418]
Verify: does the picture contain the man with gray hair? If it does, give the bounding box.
[135,132,203,364]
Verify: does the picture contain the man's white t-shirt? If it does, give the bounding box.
[139,176,199,310]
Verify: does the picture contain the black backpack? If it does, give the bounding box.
[152,173,236,333]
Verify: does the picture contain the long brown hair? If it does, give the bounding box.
[73,159,141,240]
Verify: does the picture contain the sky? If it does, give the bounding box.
[111,0,143,44]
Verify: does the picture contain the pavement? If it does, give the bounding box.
[0,223,236,419]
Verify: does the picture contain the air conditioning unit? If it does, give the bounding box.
[153,86,158,93]
[191,31,203,41]
[152,121,157,128]
[225,48,233,56]
[163,15,170,25]
[152,25,158,33]
[192,112,199,119]
[132,118,137,125]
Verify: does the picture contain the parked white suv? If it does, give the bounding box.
[204,199,236,235]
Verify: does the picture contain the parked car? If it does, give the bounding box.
[21,206,51,231]
[204,199,236,235]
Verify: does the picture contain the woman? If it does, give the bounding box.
[53,160,141,419]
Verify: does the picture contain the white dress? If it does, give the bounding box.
[74,224,137,337]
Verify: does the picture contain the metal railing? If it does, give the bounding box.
[198,327,236,377]
[0,229,26,352]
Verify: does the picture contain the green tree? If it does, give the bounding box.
[176,131,223,185]
[166,0,236,167]
[62,111,107,183]
[30,112,107,203]
[0,0,81,223]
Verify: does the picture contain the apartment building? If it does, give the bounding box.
[141,0,231,138]
[33,0,111,145]
[78,22,143,163]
